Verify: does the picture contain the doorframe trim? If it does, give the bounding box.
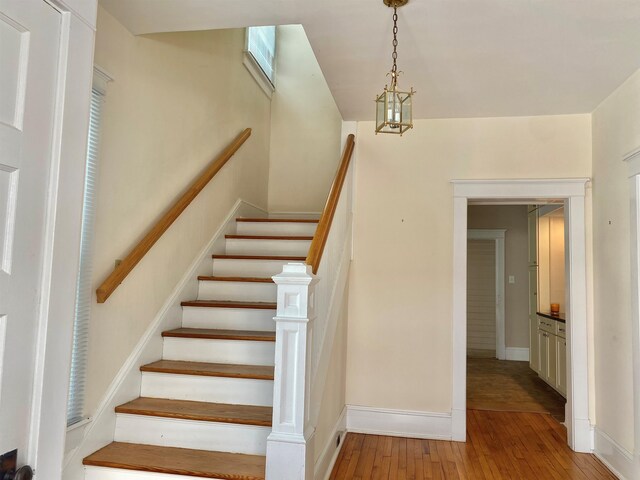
[623,148,640,467]
[467,229,506,360]
[451,178,591,453]
[28,1,96,476]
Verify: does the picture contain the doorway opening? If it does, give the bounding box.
[466,206,566,425]
[452,179,591,453]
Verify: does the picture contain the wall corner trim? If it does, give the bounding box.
[346,405,453,441]
[593,428,636,480]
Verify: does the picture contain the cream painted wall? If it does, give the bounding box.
[347,115,591,413]
[87,8,271,412]
[592,69,640,452]
[268,25,343,213]
[468,205,529,349]
[314,288,349,464]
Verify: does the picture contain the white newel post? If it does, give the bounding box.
[266,263,317,480]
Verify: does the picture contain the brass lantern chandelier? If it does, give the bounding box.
[375,0,415,135]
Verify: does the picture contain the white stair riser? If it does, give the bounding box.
[181,306,275,331]
[236,222,317,236]
[163,338,275,366]
[141,372,273,406]
[212,258,304,277]
[115,414,269,455]
[197,280,276,302]
[225,238,311,256]
[85,466,227,480]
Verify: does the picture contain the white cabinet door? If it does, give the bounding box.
[556,336,567,397]
[0,0,61,464]
[538,330,548,382]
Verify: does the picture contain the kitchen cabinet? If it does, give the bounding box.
[534,314,566,398]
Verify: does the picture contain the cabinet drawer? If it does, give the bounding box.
[556,322,566,339]
[537,316,555,334]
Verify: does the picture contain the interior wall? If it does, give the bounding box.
[347,114,591,414]
[468,205,529,349]
[548,215,566,311]
[87,7,272,413]
[592,68,640,453]
[268,25,343,213]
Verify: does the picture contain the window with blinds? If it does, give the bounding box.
[247,26,276,84]
[67,82,105,427]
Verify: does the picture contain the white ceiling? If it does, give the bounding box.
[99,0,640,121]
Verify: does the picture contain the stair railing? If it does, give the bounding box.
[95,128,252,303]
[266,134,355,479]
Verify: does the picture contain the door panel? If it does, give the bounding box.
[0,0,61,464]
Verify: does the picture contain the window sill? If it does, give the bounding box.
[243,52,275,99]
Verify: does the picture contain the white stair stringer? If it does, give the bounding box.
[162,337,275,366]
[181,305,276,331]
[197,280,276,302]
[236,221,317,237]
[225,238,312,256]
[211,257,305,277]
[114,414,270,455]
[140,372,274,406]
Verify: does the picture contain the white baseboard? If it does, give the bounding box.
[314,407,347,480]
[346,405,452,441]
[62,199,266,480]
[593,428,635,480]
[505,347,530,361]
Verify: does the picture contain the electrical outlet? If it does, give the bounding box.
[508,275,515,284]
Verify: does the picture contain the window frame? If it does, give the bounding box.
[243,26,277,98]
[66,65,111,432]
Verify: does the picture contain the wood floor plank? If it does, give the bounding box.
[330,411,617,480]
[83,442,265,479]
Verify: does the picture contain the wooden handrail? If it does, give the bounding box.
[96,128,252,303]
[306,134,355,274]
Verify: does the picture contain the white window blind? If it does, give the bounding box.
[247,26,276,84]
[67,85,104,426]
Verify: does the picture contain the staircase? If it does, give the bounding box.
[83,218,318,480]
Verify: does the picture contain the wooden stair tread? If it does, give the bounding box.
[197,276,274,283]
[212,254,307,261]
[163,328,275,342]
[141,360,274,380]
[116,397,272,426]
[181,300,276,310]
[83,442,265,479]
[225,234,313,240]
[236,218,318,223]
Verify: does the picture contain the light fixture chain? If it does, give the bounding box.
[391,5,398,83]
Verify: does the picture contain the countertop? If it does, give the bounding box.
[537,311,566,323]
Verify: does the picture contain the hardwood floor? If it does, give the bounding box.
[467,357,566,422]
[329,410,615,479]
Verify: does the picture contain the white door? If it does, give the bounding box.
[0,0,61,465]
[467,239,496,357]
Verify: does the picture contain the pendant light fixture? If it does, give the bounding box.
[375,0,415,135]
